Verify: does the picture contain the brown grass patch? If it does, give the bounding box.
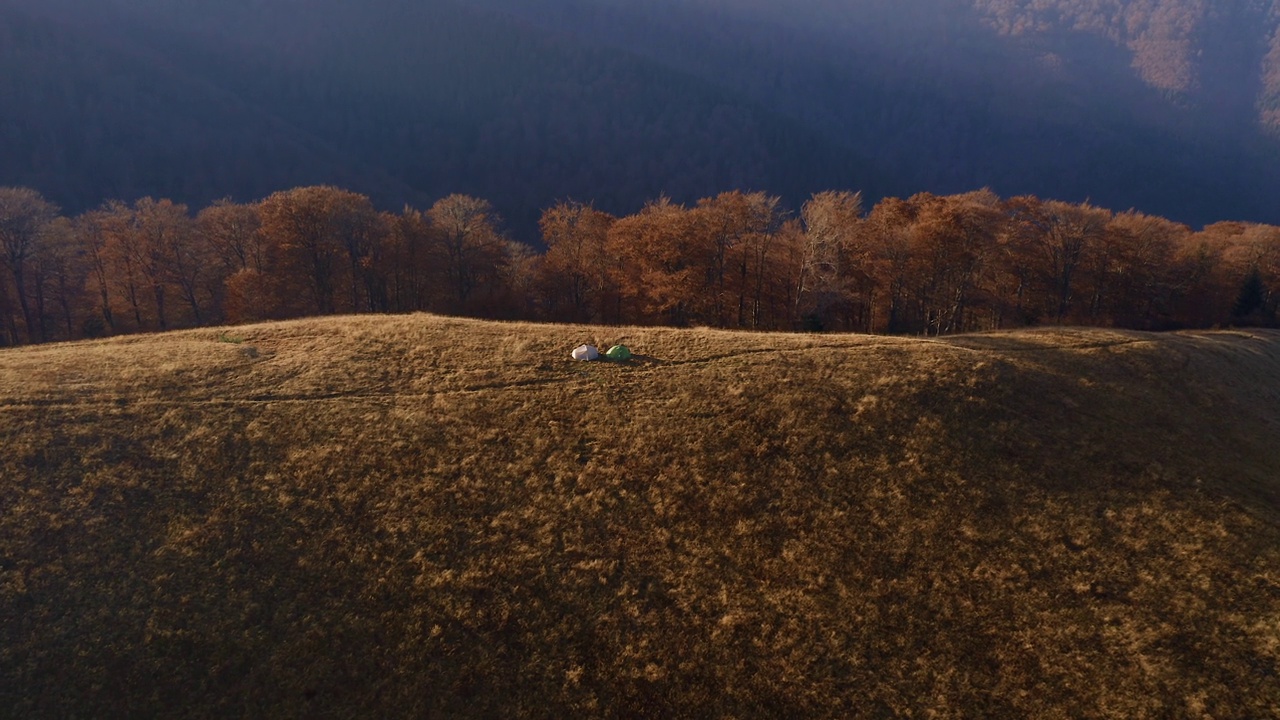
[1,315,1278,717]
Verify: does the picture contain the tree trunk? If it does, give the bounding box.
[154,284,168,330]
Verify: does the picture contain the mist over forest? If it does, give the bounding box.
[3,0,1280,239]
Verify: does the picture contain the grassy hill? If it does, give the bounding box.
[1,315,1278,717]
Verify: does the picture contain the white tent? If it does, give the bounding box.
[571,344,600,361]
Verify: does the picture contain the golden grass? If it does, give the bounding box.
[1,315,1278,717]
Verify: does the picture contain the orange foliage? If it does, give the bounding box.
[0,182,1276,347]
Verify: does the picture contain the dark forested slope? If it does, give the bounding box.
[1,0,880,235]
[3,0,1280,235]
[475,0,1280,226]
[0,3,417,211]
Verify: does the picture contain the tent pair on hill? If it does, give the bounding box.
[572,344,631,362]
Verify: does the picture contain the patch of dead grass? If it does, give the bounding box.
[1,315,1278,717]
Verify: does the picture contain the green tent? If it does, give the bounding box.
[605,345,632,361]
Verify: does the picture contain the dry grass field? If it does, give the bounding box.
[1,314,1278,718]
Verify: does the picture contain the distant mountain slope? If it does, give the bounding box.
[563,0,1280,130]
[475,0,1280,225]
[3,0,1279,234]
[2,0,884,235]
[975,0,1280,121]
[1,316,1278,716]
[0,2,418,210]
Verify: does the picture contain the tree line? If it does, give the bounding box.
[0,183,1276,346]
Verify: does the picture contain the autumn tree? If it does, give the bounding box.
[761,218,808,330]
[735,197,792,330]
[0,187,59,343]
[0,182,1271,342]
[1099,211,1189,328]
[606,197,702,325]
[343,207,389,314]
[75,208,118,335]
[493,239,540,320]
[864,196,920,333]
[198,199,264,274]
[95,200,150,331]
[22,210,77,340]
[128,197,204,329]
[795,191,865,331]
[910,190,1005,334]
[258,186,380,317]
[427,194,508,313]
[1171,228,1232,328]
[383,208,437,313]
[538,200,616,322]
[1007,196,1111,323]
[690,191,783,328]
[32,217,85,341]
[131,199,172,330]
[197,199,263,322]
